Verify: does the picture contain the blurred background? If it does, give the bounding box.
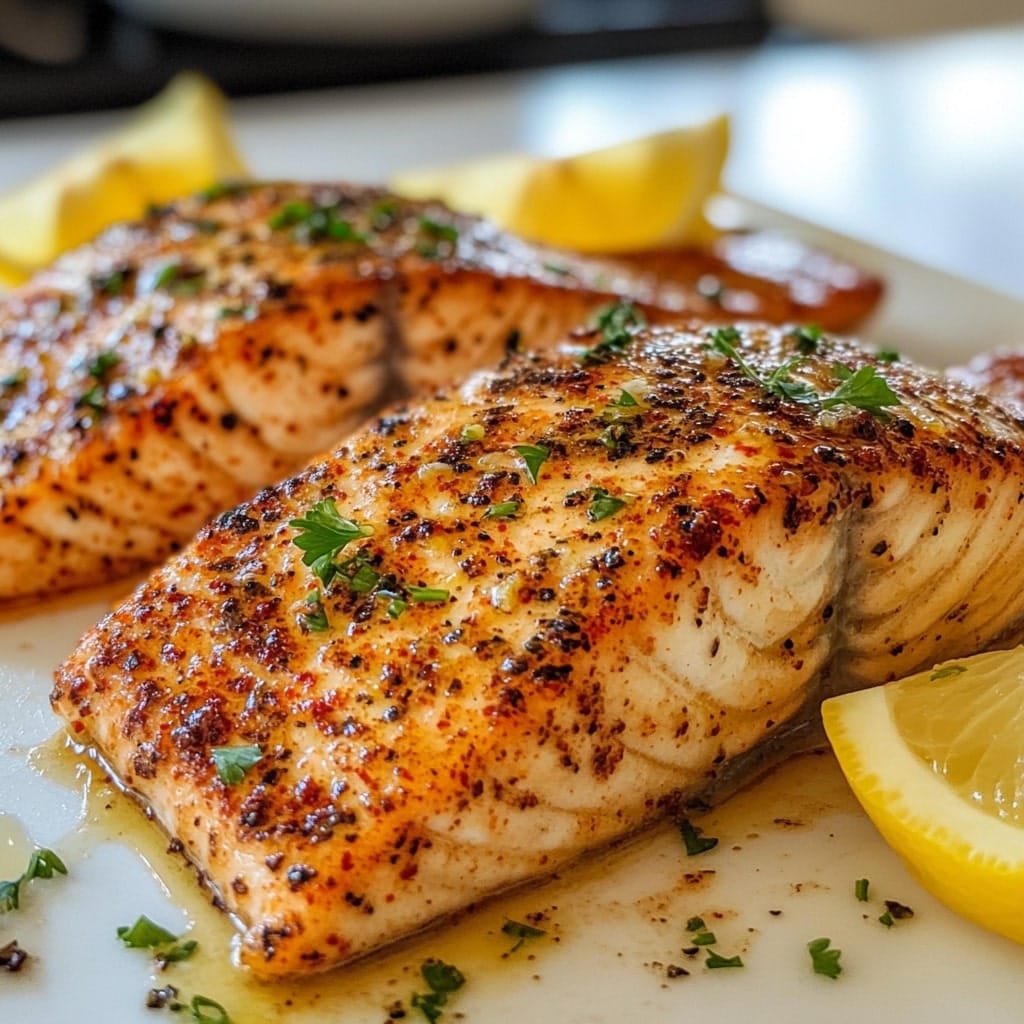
[0,0,1022,297]
[0,0,1020,118]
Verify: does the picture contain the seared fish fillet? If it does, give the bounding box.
[53,323,1024,976]
[1,182,881,602]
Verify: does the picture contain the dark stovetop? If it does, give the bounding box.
[0,0,769,119]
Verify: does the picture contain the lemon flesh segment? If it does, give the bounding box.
[823,652,1024,945]
[391,114,729,253]
[0,72,246,286]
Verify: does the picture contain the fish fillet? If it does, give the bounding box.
[0,182,881,602]
[52,322,1024,976]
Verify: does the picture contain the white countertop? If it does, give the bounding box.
[2,23,1023,300]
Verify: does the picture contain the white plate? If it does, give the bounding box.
[3,211,1024,1023]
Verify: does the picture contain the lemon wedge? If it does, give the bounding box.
[823,647,1024,944]
[0,73,246,286]
[392,114,729,253]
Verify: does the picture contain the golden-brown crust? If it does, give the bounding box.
[1,183,886,601]
[52,323,1024,976]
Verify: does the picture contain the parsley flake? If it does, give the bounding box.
[822,363,902,417]
[789,324,823,354]
[875,348,901,363]
[1,367,28,390]
[678,819,718,856]
[415,216,459,258]
[705,951,743,969]
[855,878,870,902]
[0,848,67,913]
[807,937,842,979]
[411,958,466,1024]
[513,444,549,485]
[301,589,330,632]
[87,349,120,380]
[117,915,177,948]
[407,586,450,604]
[268,201,367,244]
[587,486,629,522]
[693,931,717,946]
[210,745,262,785]
[91,267,127,297]
[580,302,646,365]
[930,664,966,681]
[685,916,706,932]
[188,994,232,1023]
[484,500,521,519]
[290,498,373,587]
[501,918,547,953]
[709,328,901,418]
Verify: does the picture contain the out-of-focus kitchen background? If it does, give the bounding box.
[1,0,1022,296]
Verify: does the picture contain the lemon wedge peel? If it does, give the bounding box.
[0,72,246,286]
[391,114,730,254]
[823,667,1024,945]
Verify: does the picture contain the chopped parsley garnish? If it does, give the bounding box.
[301,589,330,632]
[807,937,842,979]
[418,215,459,244]
[1,367,28,390]
[150,261,206,295]
[580,301,646,365]
[198,181,248,203]
[513,444,549,485]
[878,911,894,928]
[75,385,107,413]
[705,951,743,969]
[117,914,198,965]
[822,363,901,417]
[485,500,521,519]
[501,918,547,953]
[117,915,178,948]
[693,931,717,946]
[338,551,381,594]
[210,744,262,785]
[87,349,120,380]
[411,959,466,1024]
[875,348,901,363]
[587,487,629,522]
[290,498,373,587]
[459,423,485,442]
[708,327,901,418]
[92,268,127,297]
[855,878,870,902]
[788,324,823,354]
[686,916,706,932]
[217,304,257,321]
[415,215,459,259]
[678,819,718,856]
[601,388,647,423]
[291,500,449,620]
[930,664,966,681]
[407,586,450,604]
[708,327,815,403]
[0,848,67,912]
[187,994,232,1023]
[543,261,571,276]
[369,197,399,230]
[268,200,368,244]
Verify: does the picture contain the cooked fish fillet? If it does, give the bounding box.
[1,182,882,602]
[947,349,1024,419]
[52,322,1024,977]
